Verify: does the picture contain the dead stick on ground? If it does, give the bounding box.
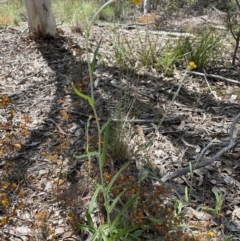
[100,116,181,124]
[161,112,240,182]
[189,71,240,85]
[46,119,67,136]
[203,69,219,101]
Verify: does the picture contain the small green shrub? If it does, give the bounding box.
[113,29,223,75]
[113,32,138,69]
[180,32,224,69]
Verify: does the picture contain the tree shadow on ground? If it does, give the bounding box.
[1,26,240,239]
[3,26,240,186]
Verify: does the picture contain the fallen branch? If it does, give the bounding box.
[189,71,240,85]
[46,119,67,136]
[101,116,181,124]
[161,113,240,182]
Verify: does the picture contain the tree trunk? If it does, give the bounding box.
[24,0,57,39]
[144,0,151,14]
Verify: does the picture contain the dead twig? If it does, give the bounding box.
[101,116,181,124]
[46,119,67,136]
[161,112,240,182]
[203,69,220,101]
[189,71,240,85]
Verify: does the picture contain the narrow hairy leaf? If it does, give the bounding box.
[147,217,163,224]
[100,116,114,134]
[105,162,130,194]
[100,108,124,134]
[189,162,193,177]
[91,224,109,241]
[107,190,125,214]
[97,225,109,241]
[72,83,94,109]
[91,230,101,241]
[112,195,137,228]
[86,211,94,228]
[128,229,143,239]
[111,225,140,240]
[145,139,153,149]
[100,122,110,167]
[89,185,102,213]
[77,224,95,233]
[90,38,102,73]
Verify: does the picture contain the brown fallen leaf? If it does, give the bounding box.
[134,125,145,142]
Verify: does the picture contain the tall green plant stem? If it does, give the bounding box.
[87,0,116,34]
[84,0,116,231]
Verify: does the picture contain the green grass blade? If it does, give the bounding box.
[111,195,137,228]
[147,217,163,224]
[100,117,113,134]
[91,230,101,241]
[128,229,143,239]
[111,225,140,240]
[100,108,124,134]
[100,122,110,167]
[89,185,102,213]
[107,190,125,214]
[91,224,108,241]
[105,162,130,194]
[101,229,109,241]
[90,38,102,73]
[77,224,95,233]
[86,211,94,228]
[72,82,94,109]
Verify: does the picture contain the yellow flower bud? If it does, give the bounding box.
[132,0,142,5]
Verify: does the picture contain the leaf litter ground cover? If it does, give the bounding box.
[0,12,240,241]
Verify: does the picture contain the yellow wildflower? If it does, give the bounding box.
[132,0,142,5]
[208,230,216,237]
[187,61,197,70]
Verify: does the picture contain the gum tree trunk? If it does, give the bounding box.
[144,0,151,14]
[24,0,57,39]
